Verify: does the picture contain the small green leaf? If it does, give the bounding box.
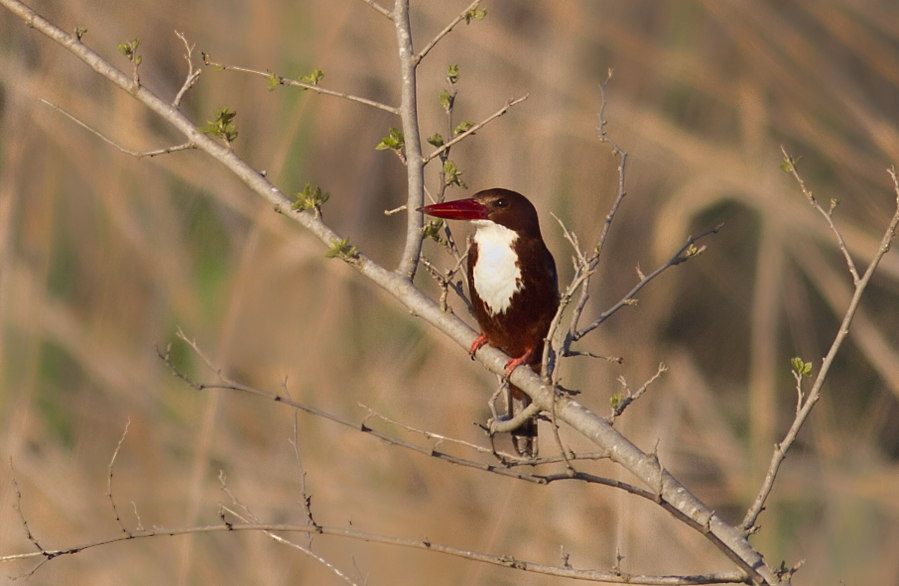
[439,89,454,111]
[453,121,474,135]
[74,27,88,40]
[376,127,405,152]
[446,64,460,84]
[291,182,330,211]
[325,238,359,260]
[201,107,239,143]
[464,6,487,24]
[421,219,444,242]
[609,393,623,409]
[443,160,466,189]
[117,39,140,60]
[790,357,813,376]
[780,154,801,172]
[300,68,325,86]
[266,72,280,91]
[427,133,445,148]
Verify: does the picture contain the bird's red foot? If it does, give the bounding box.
[503,350,535,379]
[469,334,489,359]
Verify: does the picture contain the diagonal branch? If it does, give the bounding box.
[359,0,392,20]
[40,99,196,158]
[201,55,400,115]
[779,146,860,284]
[415,0,484,65]
[574,224,722,342]
[422,95,528,164]
[741,165,899,532]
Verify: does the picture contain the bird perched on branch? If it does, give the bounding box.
[419,188,559,457]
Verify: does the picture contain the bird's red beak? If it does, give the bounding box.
[418,198,489,220]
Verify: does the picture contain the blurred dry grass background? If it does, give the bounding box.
[1,0,899,584]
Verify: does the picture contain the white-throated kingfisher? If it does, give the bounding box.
[419,188,559,457]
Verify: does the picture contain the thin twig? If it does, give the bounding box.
[591,70,630,261]
[362,403,491,454]
[159,335,545,483]
[167,336,607,472]
[8,459,50,579]
[219,476,354,585]
[415,0,484,65]
[359,0,392,20]
[542,72,628,381]
[202,55,400,116]
[173,31,201,108]
[549,391,577,475]
[609,364,669,422]
[40,99,196,158]
[106,418,132,535]
[423,95,528,164]
[780,146,860,284]
[419,254,470,313]
[575,224,722,342]
[283,380,316,546]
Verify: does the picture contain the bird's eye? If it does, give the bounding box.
[495,198,508,208]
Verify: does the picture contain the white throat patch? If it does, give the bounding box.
[471,220,522,316]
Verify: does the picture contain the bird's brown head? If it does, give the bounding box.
[418,188,542,238]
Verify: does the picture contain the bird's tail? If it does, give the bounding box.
[509,384,538,458]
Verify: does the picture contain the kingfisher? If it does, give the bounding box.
[419,188,559,457]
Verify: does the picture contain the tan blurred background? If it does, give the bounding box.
[2,0,899,584]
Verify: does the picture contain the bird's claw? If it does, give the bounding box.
[503,350,534,379]
[469,334,488,360]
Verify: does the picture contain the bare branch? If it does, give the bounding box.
[40,99,196,158]
[359,0,392,20]
[609,364,669,422]
[415,0,485,65]
[542,74,629,382]
[594,69,629,257]
[0,518,751,584]
[106,418,132,536]
[419,254,470,313]
[574,224,722,342]
[201,55,400,115]
[173,31,201,107]
[219,474,352,584]
[283,380,316,546]
[8,460,50,579]
[742,165,899,533]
